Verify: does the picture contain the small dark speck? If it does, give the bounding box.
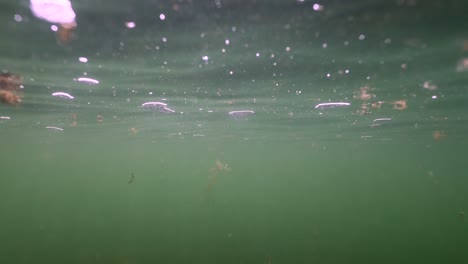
[128,172,135,184]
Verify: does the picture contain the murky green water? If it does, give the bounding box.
[1,0,468,263]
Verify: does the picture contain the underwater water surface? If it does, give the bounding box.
[1,0,468,263]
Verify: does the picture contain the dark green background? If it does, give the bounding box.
[1,0,467,263]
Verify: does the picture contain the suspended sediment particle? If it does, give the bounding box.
[141,101,175,113]
[0,90,22,105]
[228,110,255,117]
[29,0,77,44]
[52,91,74,99]
[74,77,100,85]
[456,58,468,72]
[314,102,350,109]
[0,72,23,91]
[0,72,23,105]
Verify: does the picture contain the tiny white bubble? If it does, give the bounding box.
[160,13,166,20]
[125,21,136,28]
[14,14,23,22]
[313,3,324,11]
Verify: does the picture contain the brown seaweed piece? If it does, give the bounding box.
[206,160,231,192]
[0,72,23,105]
[0,90,22,105]
[56,22,77,44]
[0,72,23,91]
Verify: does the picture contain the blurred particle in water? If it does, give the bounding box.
[52,91,74,99]
[432,130,446,140]
[422,81,437,91]
[45,126,64,131]
[391,99,407,110]
[456,58,468,72]
[97,114,103,123]
[370,118,392,127]
[462,40,468,51]
[314,102,350,109]
[354,86,378,115]
[128,172,135,184]
[371,101,384,109]
[0,72,23,91]
[125,21,136,29]
[30,0,77,44]
[0,90,21,105]
[141,101,175,113]
[0,72,23,105]
[353,86,375,101]
[374,118,392,123]
[129,127,138,136]
[228,110,255,117]
[71,113,77,127]
[206,160,231,192]
[312,3,324,11]
[13,14,23,22]
[74,77,100,85]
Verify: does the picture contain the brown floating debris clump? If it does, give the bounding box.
[29,0,77,45]
[128,172,135,184]
[0,72,23,105]
[206,160,231,192]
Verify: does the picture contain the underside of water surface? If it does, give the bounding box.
[1,0,468,263]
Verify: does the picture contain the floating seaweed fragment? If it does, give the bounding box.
[0,72,23,105]
[206,160,231,192]
[128,172,135,184]
[30,0,77,44]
